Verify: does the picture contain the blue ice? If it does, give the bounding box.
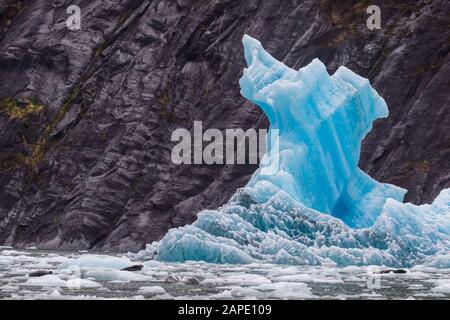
[141,36,450,268]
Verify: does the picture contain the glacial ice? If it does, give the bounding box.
[137,286,166,295]
[432,280,450,294]
[24,275,67,287]
[137,35,450,268]
[23,274,101,288]
[59,254,135,270]
[240,34,407,228]
[1,249,449,299]
[58,254,153,282]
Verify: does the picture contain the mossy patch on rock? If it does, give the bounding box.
[0,97,44,120]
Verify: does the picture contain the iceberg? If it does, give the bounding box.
[138,35,450,267]
[240,35,406,228]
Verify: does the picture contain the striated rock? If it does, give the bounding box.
[0,0,449,250]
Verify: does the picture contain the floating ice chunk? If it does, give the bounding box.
[84,270,151,282]
[202,273,271,286]
[240,35,406,228]
[138,286,166,295]
[272,274,314,283]
[1,250,31,256]
[31,289,65,300]
[157,221,257,264]
[432,279,450,294]
[24,275,67,287]
[132,35,450,268]
[66,278,102,288]
[128,242,159,261]
[214,286,261,299]
[208,290,234,299]
[59,255,134,271]
[146,183,450,267]
[23,274,101,288]
[150,294,173,300]
[255,282,314,299]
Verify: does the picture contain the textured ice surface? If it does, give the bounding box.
[59,255,134,270]
[24,275,101,288]
[432,280,450,294]
[58,255,152,282]
[141,35,450,268]
[240,35,406,228]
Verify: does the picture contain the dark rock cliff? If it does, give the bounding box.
[0,0,448,250]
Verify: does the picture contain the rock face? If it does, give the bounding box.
[0,0,448,250]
